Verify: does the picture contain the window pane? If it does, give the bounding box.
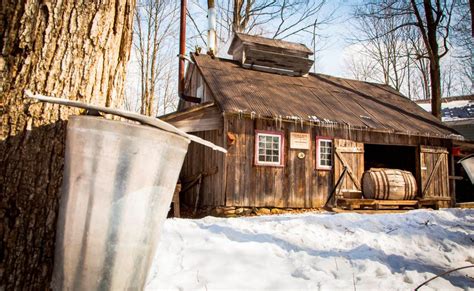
[318,139,332,167]
[256,133,282,165]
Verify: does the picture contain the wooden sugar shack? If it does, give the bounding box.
[162,33,464,214]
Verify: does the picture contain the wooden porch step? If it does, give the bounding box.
[456,202,474,209]
[331,208,410,214]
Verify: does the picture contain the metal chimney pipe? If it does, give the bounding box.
[207,0,216,54]
[178,0,187,96]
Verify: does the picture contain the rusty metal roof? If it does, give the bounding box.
[228,32,313,55]
[194,54,459,138]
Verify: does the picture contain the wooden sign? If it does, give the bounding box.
[290,132,310,149]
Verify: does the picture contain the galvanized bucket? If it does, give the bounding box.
[52,116,190,290]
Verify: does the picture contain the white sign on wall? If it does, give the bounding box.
[290,132,310,149]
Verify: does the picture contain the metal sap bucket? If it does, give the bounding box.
[52,116,190,290]
[459,154,474,184]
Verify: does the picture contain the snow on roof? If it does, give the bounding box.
[416,95,474,121]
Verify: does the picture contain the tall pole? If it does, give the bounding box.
[178,0,187,95]
[208,0,217,54]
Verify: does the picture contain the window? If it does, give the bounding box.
[255,131,284,166]
[316,137,333,170]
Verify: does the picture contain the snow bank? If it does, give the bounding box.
[146,209,474,290]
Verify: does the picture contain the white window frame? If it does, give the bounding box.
[316,137,333,170]
[254,131,284,167]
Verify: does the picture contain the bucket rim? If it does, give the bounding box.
[69,115,191,144]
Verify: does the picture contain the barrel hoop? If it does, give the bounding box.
[407,172,413,199]
[401,171,406,200]
[381,171,390,200]
[408,172,412,199]
[376,171,383,200]
[370,172,380,199]
[402,171,409,200]
[374,172,385,199]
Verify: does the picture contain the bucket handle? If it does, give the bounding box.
[25,90,227,153]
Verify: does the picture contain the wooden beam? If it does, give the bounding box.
[160,101,215,121]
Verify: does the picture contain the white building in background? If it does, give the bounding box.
[416,95,474,141]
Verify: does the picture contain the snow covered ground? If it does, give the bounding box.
[146,209,474,290]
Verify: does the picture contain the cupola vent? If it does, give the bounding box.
[227,33,314,77]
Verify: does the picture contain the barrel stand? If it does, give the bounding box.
[336,198,451,211]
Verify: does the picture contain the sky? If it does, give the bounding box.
[304,0,356,77]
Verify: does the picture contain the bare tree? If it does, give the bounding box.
[347,0,456,114]
[133,0,178,116]
[409,0,455,117]
[406,28,432,99]
[451,0,473,92]
[187,0,334,61]
[344,53,378,82]
[351,2,411,91]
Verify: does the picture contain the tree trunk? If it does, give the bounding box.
[0,0,135,289]
[430,59,442,118]
[470,0,474,35]
[471,0,474,92]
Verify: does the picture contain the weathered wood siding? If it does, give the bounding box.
[224,116,333,208]
[180,129,226,207]
[161,104,223,133]
[220,115,452,208]
[178,63,214,110]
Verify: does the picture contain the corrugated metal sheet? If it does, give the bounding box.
[194,54,459,138]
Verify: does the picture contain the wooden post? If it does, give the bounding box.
[449,153,456,207]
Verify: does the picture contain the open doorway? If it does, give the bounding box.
[364,144,417,177]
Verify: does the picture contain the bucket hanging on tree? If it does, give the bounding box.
[26,92,226,291]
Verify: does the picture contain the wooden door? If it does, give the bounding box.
[333,139,365,199]
[419,146,450,198]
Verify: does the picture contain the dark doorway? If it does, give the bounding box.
[364,144,417,176]
[454,157,474,202]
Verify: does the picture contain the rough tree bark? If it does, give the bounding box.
[0,0,135,289]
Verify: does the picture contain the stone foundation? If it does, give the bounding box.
[199,206,325,217]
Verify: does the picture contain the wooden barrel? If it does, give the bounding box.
[362,168,417,200]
